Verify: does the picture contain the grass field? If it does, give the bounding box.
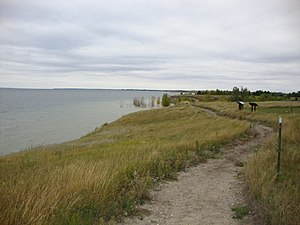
[259,106,300,114]
[244,114,300,225]
[0,105,250,225]
[194,101,300,127]
[194,101,300,225]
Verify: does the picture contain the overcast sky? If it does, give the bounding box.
[0,0,299,92]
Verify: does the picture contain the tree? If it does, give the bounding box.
[230,87,240,101]
[230,86,251,101]
[240,87,250,101]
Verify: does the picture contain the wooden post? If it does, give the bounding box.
[277,115,282,178]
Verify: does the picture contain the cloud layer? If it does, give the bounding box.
[1,0,299,91]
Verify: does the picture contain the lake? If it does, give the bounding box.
[0,88,169,155]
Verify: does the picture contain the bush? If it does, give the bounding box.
[162,94,171,107]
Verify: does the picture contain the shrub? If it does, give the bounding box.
[162,94,171,107]
[156,97,160,106]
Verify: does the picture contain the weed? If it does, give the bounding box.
[232,205,249,219]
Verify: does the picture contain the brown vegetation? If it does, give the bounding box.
[0,106,249,225]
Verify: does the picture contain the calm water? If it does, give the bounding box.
[0,89,168,155]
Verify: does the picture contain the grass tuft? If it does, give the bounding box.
[232,205,249,219]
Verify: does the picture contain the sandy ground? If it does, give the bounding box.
[120,124,273,225]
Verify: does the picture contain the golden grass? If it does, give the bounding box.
[0,105,249,225]
[244,115,300,225]
[194,101,300,225]
[195,101,300,126]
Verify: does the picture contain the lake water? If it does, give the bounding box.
[0,89,169,155]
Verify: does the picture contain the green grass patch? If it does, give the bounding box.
[259,106,300,114]
[232,205,249,219]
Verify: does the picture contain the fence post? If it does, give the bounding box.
[277,115,282,178]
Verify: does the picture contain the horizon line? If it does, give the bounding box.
[1,87,299,94]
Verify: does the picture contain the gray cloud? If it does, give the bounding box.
[0,0,300,92]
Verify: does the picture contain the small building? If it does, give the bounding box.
[249,102,258,112]
[237,101,244,110]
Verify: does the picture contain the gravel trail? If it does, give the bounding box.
[120,124,273,225]
[121,125,272,225]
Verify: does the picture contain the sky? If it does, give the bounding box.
[0,0,299,92]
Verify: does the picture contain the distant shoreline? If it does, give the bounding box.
[0,87,190,93]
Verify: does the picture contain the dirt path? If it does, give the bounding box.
[120,124,273,225]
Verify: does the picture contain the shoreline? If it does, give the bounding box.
[0,106,158,157]
[0,88,168,156]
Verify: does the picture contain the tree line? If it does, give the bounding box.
[196,87,299,102]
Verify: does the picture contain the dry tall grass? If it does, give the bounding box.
[244,115,300,225]
[0,105,249,225]
[195,101,300,126]
[194,101,300,225]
